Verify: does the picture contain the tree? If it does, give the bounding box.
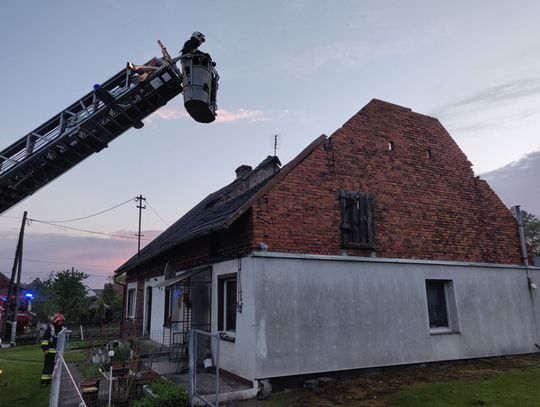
[102,282,123,318]
[28,275,57,322]
[511,208,540,257]
[52,268,90,322]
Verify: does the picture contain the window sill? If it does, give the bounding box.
[343,243,376,250]
[219,332,236,342]
[429,327,460,335]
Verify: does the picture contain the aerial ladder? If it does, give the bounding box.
[0,39,219,215]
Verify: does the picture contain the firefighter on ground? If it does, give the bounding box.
[181,31,206,55]
[40,313,65,387]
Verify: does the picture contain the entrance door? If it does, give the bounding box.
[145,286,152,334]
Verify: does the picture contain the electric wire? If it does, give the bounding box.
[28,219,151,241]
[22,271,110,278]
[30,197,136,223]
[0,256,115,269]
[146,200,169,226]
[0,215,23,220]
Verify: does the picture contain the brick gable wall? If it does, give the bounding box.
[251,99,522,264]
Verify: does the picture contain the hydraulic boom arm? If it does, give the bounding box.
[0,52,183,214]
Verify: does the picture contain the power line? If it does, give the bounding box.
[31,197,136,223]
[0,215,23,220]
[146,200,169,226]
[0,257,116,269]
[21,271,109,278]
[28,219,151,241]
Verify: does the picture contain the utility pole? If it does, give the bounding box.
[4,211,28,345]
[135,195,146,255]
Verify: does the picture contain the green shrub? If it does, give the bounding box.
[132,378,189,407]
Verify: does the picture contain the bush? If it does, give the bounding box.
[132,378,189,407]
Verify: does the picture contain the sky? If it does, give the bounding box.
[0,1,539,288]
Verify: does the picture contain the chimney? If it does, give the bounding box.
[235,165,252,179]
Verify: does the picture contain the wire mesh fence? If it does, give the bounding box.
[50,322,192,406]
[189,329,220,407]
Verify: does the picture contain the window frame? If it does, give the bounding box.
[218,273,237,339]
[339,191,376,249]
[127,288,136,319]
[163,287,172,327]
[425,279,459,335]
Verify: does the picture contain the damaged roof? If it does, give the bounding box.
[115,135,327,275]
[115,134,326,275]
[115,156,282,275]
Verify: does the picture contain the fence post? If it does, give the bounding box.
[188,329,195,403]
[216,336,220,407]
[49,328,67,407]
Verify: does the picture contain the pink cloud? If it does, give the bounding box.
[0,229,165,288]
[215,109,268,123]
[150,107,268,123]
[151,107,189,120]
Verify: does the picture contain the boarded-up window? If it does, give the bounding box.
[340,191,375,248]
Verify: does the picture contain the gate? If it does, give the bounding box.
[189,329,220,406]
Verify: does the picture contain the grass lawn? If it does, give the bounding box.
[390,368,540,407]
[0,344,50,407]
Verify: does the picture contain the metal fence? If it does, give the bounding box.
[47,325,196,406]
[189,329,221,407]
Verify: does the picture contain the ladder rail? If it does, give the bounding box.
[1,68,127,174]
[0,58,170,176]
[0,59,183,213]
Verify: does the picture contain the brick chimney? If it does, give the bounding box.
[235,165,252,179]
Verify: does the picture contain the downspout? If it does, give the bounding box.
[515,205,540,350]
[515,206,535,288]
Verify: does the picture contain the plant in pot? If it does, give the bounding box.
[109,340,131,376]
[79,361,102,407]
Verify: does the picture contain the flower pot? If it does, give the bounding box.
[80,379,99,389]
[80,384,99,407]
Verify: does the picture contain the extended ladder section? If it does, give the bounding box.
[0,58,183,214]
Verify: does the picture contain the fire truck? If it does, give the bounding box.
[0,293,34,334]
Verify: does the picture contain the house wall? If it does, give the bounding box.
[211,258,257,381]
[123,213,255,327]
[0,272,10,296]
[143,275,167,335]
[250,252,540,379]
[252,100,522,265]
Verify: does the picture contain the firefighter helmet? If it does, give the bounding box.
[52,313,65,324]
[192,31,205,43]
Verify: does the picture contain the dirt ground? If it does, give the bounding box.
[230,353,540,407]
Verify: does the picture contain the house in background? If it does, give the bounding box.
[0,272,10,297]
[115,99,539,388]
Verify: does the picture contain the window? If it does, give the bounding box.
[164,287,172,327]
[127,288,136,318]
[425,279,458,333]
[218,274,237,335]
[340,191,375,248]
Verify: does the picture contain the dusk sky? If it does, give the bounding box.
[1,1,539,287]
